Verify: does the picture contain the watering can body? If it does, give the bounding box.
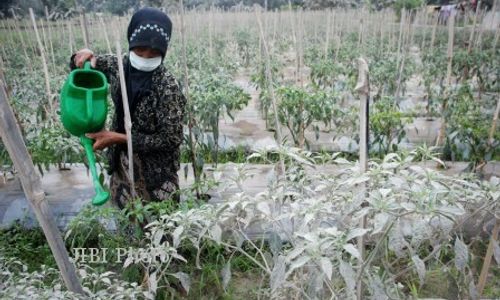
[60,62,110,206]
[60,62,108,136]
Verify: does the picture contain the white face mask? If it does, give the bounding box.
[129,51,162,72]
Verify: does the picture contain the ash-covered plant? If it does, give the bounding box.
[141,148,498,299]
[0,255,146,299]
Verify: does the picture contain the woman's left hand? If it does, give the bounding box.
[85,130,127,151]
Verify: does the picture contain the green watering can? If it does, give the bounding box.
[60,61,110,206]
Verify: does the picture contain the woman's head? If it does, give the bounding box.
[127,7,172,58]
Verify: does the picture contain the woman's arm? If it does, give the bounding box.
[132,81,186,153]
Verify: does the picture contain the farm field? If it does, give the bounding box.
[0,2,499,299]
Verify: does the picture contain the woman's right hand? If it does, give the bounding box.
[74,48,96,68]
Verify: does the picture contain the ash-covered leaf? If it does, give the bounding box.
[388,221,408,258]
[343,243,361,260]
[270,256,286,293]
[373,212,390,234]
[468,278,479,300]
[172,225,184,248]
[493,240,500,265]
[148,271,157,294]
[346,228,369,241]
[221,261,231,291]
[288,256,310,274]
[257,201,271,215]
[368,274,388,300]
[211,224,222,244]
[454,238,469,271]
[411,255,426,286]
[339,260,356,295]
[170,272,191,294]
[319,257,333,281]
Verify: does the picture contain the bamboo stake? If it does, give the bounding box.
[354,57,370,300]
[40,18,49,53]
[45,6,55,68]
[335,13,343,61]
[208,6,213,59]
[488,96,500,146]
[430,11,439,51]
[325,9,331,58]
[180,0,201,198]
[475,9,486,48]
[21,16,37,56]
[358,16,364,49]
[0,55,7,92]
[99,16,112,54]
[421,11,429,50]
[494,23,500,49]
[436,12,455,147]
[0,45,7,63]
[396,9,406,71]
[80,13,89,48]
[410,10,417,46]
[29,8,54,120]
[389,15,395,51]
[255,5,286,180]
[5,20,16,53]
[0,81,84,295]
[477,219,500,295]
[297,9,306,148]
[468,0,481,52]
[10,8,32,71]
[395,12,411,100]
[68,20,74,55]
[113,28,136,198]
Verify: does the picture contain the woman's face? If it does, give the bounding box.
[132,46,162,58]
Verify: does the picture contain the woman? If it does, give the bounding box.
[70,7,185,208]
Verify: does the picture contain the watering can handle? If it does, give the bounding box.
[83,61,92,70]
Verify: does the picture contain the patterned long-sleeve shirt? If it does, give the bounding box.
[69,55,186,193]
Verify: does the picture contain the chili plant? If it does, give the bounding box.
[189,70,250,165]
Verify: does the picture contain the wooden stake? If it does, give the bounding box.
[99,16,112,54]
[475,9,486,49]
[436,12,455,147]
[29,8,54,120]
[477,219,500,295]
[113,28,136,198]
[421,10,429,50]
[0,55,7,92]
[255,5,286,180]
[68,20,74,55]
[494,23,500,49]
[354,57,370,300]
[488,96,500,146]
[40,18,49,54]
[10,8,32,72]
[325,9,331,58]
[45,6,55,68]
[430,11,439,51]
[80,13,89,48]
[468,0,481,52]
[395,13,412,100]
[180,0,201,197]
[396,9,406,71]
[0,81,84,295]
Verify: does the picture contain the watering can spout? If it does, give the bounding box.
[80,136,110,206]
